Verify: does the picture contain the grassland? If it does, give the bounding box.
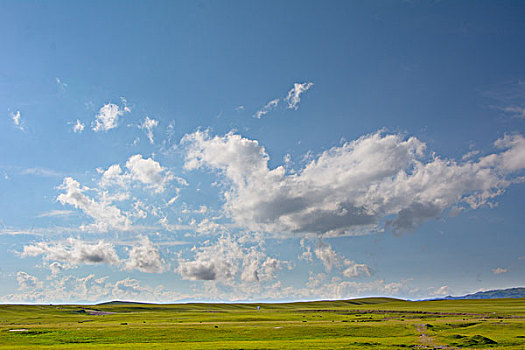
[0,297,524,349]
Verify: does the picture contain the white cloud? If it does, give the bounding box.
[92,102,130,132]
[492,267,508,274]
[73,119,85,133]
[285,82,313,110]
[125,154,176,193]
[20,238,120,267]
[17,272,43,290]
[125,236,166,273]
[48,262,65,276]
[99,164,127,188]
[11,111,23,130]
[313,241,371,278]
[57,177,130,232]
[492,134,525,171]
[183,130,525,237]
[342,263,372,278]
[177,235,285,282]
[139,116,159,144]
[314,242,339,272]
[98,154,184,194]
[253,98,279,119]
[431,285,451,296]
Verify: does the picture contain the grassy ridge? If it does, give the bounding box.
[0,298,523,349]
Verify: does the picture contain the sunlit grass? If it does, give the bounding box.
[0,298,523,349]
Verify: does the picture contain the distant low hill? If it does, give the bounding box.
[439,287,525,300]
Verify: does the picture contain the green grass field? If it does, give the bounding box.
[0,297,523,349]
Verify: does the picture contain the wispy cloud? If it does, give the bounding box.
[285,82,314,110]
[138,116,159,144]
[55,77,67,90]
[57,177,130,232]
[253,98,279,119]
[21,167,63,177]
[10,111,24,131]
[498,105,525,119]
[37,210,74,218]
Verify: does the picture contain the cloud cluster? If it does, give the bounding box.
[183,130,525,236]
[57,154,183,232]
[177,235,285,282]
[92,102,130,132]
[4,273,183,303]
[20,237,166,274]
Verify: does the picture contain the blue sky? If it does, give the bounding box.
[1,0,524,303]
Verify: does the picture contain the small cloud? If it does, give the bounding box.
[92,102,130,132]
[492,267,508,274]
[253,98,279,119]
[235,106,245,112]
[55,77,67,90]
[10,111,24,131]
[138,116,159,144]
[285,82,313,110]
[73,120,85,133]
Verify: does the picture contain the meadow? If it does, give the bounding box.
[0,297,523,349]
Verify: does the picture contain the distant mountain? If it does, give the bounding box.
[440,287,525,300]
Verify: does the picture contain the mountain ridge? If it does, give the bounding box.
[434,287,525,300]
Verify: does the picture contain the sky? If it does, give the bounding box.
[0,0,524,303]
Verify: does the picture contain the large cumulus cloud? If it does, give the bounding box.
[182,130,525,236]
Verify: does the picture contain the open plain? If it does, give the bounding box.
[0,297,523,349]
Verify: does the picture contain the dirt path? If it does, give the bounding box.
[414,324,458,350]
